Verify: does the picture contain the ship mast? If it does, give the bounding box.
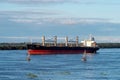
[42,36,45,46]
[65,36,68,46]
[54,36,57,46]
[76,36,79,46]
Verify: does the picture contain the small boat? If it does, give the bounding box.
[27,36,99,55]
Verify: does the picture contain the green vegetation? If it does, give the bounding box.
[0,43,120,50]
[0,43,27,50]
[98,43,120,48]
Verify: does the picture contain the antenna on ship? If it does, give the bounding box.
[89,34,94,41]
[30,38,32,44]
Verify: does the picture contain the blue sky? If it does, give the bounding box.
[0,0,120,42]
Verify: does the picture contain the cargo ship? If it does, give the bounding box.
[27,36,99,55]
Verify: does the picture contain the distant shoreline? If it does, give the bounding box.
[98,43,120,48]
[0,43,120,50]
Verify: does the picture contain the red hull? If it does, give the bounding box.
[28,49,96,55]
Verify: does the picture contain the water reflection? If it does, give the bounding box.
[26,54,31,62]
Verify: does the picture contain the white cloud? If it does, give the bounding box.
[9,19,35,23]
[56,18,109,25]
[58,19,78,25]
[7,17,118,25]
[108,20,120,24]
[0,0,78,4]
[1,0,120,5]
[19,17,107,25]
[96,36,120,43]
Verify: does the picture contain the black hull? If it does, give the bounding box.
[27,44,99,55]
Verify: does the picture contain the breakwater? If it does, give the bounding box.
[0,43,120,50]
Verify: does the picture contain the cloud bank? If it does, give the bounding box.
[0,10,112,25]
[0,0,78,4]
[96,36,120,43]
[0,0,119,5]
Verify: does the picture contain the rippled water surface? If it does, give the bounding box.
[0,49,120,80]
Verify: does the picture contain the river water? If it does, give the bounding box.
[0,49,120,80]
